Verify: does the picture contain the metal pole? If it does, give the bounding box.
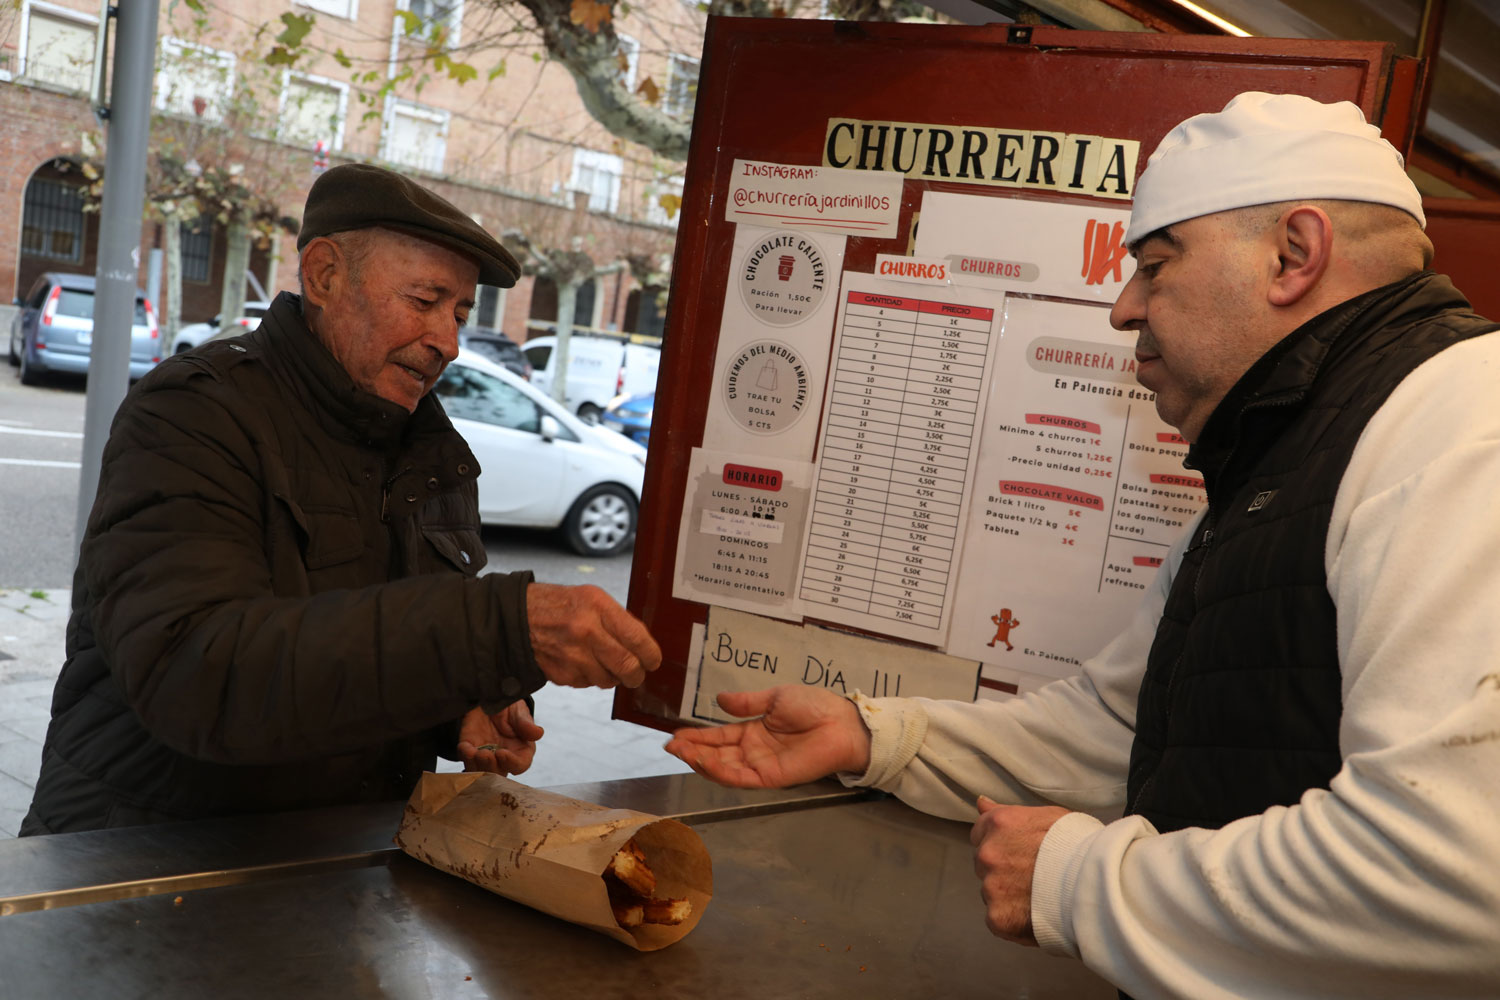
[75,0,160,556]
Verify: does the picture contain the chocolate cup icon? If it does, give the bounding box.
[777,254,795,281]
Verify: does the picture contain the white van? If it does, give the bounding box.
[523,334,660,423]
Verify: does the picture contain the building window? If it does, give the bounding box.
[574,278,597,328]
[20,177,86,262]
[384,100,448,174]
[664,54,699,118]
[569,148,623,214]
[23,7,96,93]
[475,284,505,329]
[400,0,465,46]
[294,0,358,18]
[156,38,236,122]
[280,73,347,149]
[181,220,213,283]
[617,33,640,91]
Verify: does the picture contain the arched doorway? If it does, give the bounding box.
[15,158,97,302]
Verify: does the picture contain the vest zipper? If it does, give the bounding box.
[1130,394,1298,818]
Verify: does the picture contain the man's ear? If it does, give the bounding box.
[299,238,341,310]
[1268,205,1332,307]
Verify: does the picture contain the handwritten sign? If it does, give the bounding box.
[683,606,981,724]
[726,159,903,238]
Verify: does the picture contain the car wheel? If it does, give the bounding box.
[18,344,42,386]
[562,484,637,557]
[174,340,192,354]
[577,402,603,425]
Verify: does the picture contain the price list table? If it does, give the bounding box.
[801,289,995,641]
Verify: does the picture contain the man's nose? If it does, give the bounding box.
[426,313,461,363]
[1110,274,1145,332]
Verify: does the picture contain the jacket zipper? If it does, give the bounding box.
[380,465,412,523]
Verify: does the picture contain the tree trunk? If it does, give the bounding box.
[164,221,182,348]
[552,277,577,410]
[218,215,251,327]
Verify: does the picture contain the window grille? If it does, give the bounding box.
[182,221,213,283]
[20,178,85,262]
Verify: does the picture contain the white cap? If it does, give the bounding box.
[1124,91,1425,247]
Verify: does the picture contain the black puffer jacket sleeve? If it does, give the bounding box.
[80,370,545,766]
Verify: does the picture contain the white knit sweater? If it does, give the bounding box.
[844,333,1500,999]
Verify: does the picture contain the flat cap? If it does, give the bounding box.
[298,163,520,288]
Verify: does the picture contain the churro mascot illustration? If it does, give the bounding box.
[988,609,1020,651]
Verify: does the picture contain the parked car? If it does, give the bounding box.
[173,300,272,354]
[434,348,647,556]
[458,327,531,380]
[522,334,660,424]
[8,272,161,385]
[601,390,654,447]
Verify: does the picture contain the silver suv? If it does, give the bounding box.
[9,272,162,385]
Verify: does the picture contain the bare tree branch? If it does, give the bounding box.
[510,0,692,161]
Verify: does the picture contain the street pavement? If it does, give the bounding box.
[0,373,687,838]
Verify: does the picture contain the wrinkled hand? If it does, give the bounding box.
[971,796,1071,946]
[663,686,871,788]
[526,583,661,689]
[456,701,545,775]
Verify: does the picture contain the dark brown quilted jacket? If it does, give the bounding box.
[23,293,541,833]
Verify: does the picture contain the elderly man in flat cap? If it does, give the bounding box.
[668,93,1500,998]
[22,164,659,835]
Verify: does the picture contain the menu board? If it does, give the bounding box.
[667,190,1209,708]
[799,280,999,644]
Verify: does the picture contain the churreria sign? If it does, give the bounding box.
[823,118,1140,201]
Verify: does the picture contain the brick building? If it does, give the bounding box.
[0,0,696,348]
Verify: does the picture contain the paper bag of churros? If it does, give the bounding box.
[395,772,713,950]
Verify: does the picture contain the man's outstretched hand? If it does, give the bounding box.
[527,583,661,689]
[457,701,544,775]
[663,686,872,788]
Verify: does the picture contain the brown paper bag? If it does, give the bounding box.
[395,771,713,950]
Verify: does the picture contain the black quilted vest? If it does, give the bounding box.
[1124,272,1497,834]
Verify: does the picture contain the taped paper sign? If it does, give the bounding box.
[683,606,981,724]
[673,448,815,622]
[726,159,903,238]
[700,225,846,460]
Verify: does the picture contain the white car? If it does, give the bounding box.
[173,300,272,354]
[433,349,647,556]
[522,334,660,423]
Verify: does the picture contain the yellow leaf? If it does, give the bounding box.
[568,0,612,32]
[658,192,682,220]
[635,76,659,105]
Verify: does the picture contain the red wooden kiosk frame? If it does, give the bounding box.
[614,18,1420,732]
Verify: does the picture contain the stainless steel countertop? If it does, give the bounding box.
[0,775,1114,999]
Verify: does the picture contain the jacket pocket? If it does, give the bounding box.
[273,493,366,569]
[421,524,487,577]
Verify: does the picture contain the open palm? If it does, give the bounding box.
[664,686,870,788]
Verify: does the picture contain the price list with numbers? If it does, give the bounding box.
[797,276,1000,645]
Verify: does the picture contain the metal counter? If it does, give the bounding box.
[0,775,1114,999]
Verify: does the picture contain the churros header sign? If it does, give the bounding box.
[823,118,1140,201]
[726,159,903,238]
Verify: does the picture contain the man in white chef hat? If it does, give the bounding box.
[667,92,1500,999]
